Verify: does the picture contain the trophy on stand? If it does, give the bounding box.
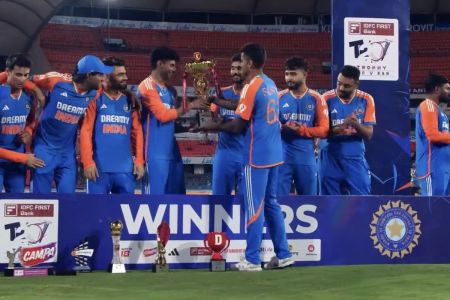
[153,221,170,273]
[109,220,126,274]
[5,247,21,270]
[204,232,231,272]
[183,52,219,127]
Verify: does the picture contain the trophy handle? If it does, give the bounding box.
[222,238,231,253]
[182,72,188,113]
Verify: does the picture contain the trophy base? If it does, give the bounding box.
[73,265,92,273]
[210,259,226,272]
[152,264,169,273]
[4,266,53,277]
[109,263,126,274]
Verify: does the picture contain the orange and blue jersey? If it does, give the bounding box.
[415,99,450,178]
[323,89,376,158]
[137,76,181,161]
[0,85,33,162]
[235,73,283,168]
[236,73,291,264]
[211,86,243,162]
[32,72,99,152]
[80,91,144,173]
[279,88,329,165]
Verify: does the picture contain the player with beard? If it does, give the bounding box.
[415,74,450,196]
[278,57,328,196]
[80,57,144,194]
[208,53,245,195]
[321,65,376,195]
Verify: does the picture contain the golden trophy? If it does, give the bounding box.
[109,220,126,273]
[183,52,217,126]
[153,221,170,273]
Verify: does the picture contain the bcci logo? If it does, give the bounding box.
[370,200,421,259]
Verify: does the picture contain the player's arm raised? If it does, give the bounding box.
[0,71,46,106]
[139,84,181,122]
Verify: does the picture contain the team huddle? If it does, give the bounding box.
[0,43,448,197]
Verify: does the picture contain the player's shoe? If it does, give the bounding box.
[231,259,262,272]
[264,256,294,269]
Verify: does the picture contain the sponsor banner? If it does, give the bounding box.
[119,239,320,264]
[344,17,399,81]
[1,194,450,270]
[333,0,410,195]
[0,200,59,266]
[50,16,319,33]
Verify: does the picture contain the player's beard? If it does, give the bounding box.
[338,90,353,100]
[439,93,449,104]
[111,79,127,91]
[232,74,243,84]
[287,81,302,91]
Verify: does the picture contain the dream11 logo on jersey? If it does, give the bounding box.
[344,17,399,81]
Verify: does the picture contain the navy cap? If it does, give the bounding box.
[76,55,114,75]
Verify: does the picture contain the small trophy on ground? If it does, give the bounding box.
[6,247,21,270]
[71,240,94,272]
[4,245,55,277]
[204,232,231,272]
[153,221,170,273]
[109,220,126,273]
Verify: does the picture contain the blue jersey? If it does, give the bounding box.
[0,85,32,160]
[323,89,376,158]
[236,73,283,168]
[415,99,450,177]
[92,93,134,173]
[33,74,98,152]
[138,77,181,161]
[212,86,243,162]
[279,88,328,165]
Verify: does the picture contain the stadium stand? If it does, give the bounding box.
[39,24,450,89]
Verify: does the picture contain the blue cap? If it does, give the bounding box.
[76,55,114,75]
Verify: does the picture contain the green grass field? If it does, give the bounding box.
[1,265,450,300]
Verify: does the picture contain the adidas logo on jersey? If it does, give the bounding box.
[100,104,107,109]
[168,248,180,256]
[331,109,338,114]
[2,105,9,111]
[60,92,68,97]
[282,103,290,108]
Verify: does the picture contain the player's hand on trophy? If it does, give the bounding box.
[25,154,45,168]
[190,96,211,110]
[133,163,145,180]
[84,165,99,181]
